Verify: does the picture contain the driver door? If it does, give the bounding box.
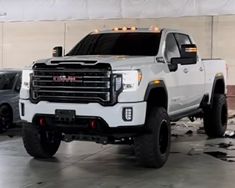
[164,33,188,115]
[174,33,204,110]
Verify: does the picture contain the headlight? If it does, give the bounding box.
[114,70,142,92]
[21,69,33,89]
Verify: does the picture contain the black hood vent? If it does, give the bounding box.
[50,60,97,64]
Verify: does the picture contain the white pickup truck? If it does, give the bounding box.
[20,27,227,168]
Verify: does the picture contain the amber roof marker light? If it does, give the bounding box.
[112,26,137,32]
[149,26,161,32]
[113,27,119,31]
[93,29,99,33]
[131,26,137,31]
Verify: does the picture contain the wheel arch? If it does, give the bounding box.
[210,75,226,104]
[144,80,168,112]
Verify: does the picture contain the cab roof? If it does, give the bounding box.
[91,27,162,34]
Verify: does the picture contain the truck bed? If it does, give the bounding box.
[203,59,227,101]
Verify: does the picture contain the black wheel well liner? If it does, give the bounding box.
[144,81,168,111]
[211,75,225,103]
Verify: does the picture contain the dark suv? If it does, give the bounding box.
[0,69,21,132]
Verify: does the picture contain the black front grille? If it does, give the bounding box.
[30,63,119,105]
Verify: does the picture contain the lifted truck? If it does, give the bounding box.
[20,27,227,168]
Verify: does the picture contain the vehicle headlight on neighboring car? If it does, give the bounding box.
[22,69,33,89]
[113,70,142,92]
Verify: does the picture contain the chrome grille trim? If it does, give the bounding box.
[30,63,115,105]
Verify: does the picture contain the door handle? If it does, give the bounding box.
[183,68,188,73]
[199,67,203,72]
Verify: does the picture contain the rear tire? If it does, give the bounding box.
[134,107,171,168]
[203,94,228,138]
[22,124,61,158]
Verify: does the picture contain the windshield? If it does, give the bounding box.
[67,32,161,56]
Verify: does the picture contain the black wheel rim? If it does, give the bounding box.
[159,120,169,155]
[39,129,61,153]
[41,130,59,145]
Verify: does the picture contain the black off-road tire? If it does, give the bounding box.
[203,94,228,138]
[0,105,13,133]
[22,124,61,158]
[134,107,171,168]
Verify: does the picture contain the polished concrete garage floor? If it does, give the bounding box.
[1,119,235,188]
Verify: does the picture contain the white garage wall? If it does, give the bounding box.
[0,15,234,85]
[0,0,235,21]
[213,16,235,85]
[0,23,2,67]
[2,22,65,68]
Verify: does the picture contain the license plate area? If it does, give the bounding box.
[55,109,76,123]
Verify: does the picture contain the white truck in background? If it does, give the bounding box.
[20,27,227,168]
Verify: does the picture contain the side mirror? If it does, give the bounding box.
[52,46,63,57]
[171,44,197,65]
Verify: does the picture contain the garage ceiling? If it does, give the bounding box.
[0,0,234,22]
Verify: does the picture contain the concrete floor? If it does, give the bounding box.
[1,119,235,188]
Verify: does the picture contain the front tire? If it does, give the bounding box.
[134,107,171,168]
[22,124,61,158]
[203,94,228,138]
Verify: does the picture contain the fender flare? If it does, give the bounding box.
[144,80,168,105]
[210,74,225,104]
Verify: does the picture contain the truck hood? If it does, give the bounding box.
[35,55,155,70]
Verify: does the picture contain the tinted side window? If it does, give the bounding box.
[164,33,180,63]
[174,33,192,52]
[0,73,17,90]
